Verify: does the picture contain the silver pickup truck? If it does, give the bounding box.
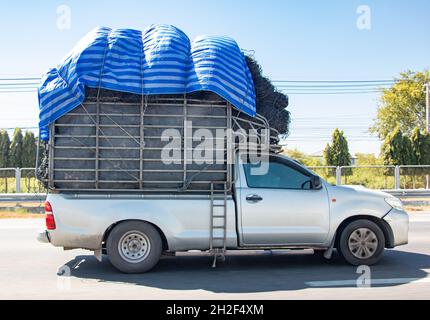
[38,152,409,273]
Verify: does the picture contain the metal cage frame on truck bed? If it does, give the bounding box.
[39,92,280,194]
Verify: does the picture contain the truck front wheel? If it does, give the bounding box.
[106,221,162,273]
[338,219,385,266]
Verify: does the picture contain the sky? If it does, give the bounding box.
[0,0,429,156]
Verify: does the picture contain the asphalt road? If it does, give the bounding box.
[1,213,430,300]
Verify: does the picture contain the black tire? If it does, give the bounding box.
[106,221,162,273]
[338,219,385,266]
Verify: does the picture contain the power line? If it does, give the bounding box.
[275,84,391,88]
[0,77,396,92]
[0,126,39,130]
[278,86,382,90]
[0,77,399,86]
[291,114,374,121]
[0,78,42,81]
[0,86,38,90]
[273,79,396,83]
[0,90,37,93]
[282,91,380,95]
[0,84,39,87]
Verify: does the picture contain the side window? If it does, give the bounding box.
[243,160,312,190]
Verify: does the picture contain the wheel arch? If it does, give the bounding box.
[334,215,395,249]
[102,219,169,252]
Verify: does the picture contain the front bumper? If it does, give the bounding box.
[383,209,409,247]
[37,230,50,244]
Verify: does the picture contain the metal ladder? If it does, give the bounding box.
[209,182,228,268]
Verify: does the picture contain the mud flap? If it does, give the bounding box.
[323,233,336,260]
[94,249,102,262]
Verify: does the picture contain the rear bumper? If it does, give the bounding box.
[383,209,409,247]
[37,230,50,244]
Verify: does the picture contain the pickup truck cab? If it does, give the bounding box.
[38,152,409,273]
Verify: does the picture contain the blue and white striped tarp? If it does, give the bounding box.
[38,24,256,140]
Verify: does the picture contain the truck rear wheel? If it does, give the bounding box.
[106,221,162,273]
[338,219,385,266]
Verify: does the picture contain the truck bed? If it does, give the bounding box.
[46,192,237,252]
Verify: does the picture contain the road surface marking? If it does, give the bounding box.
[306,277,430,287]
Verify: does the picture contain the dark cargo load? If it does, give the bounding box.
[36,26,290,193]
[38,89,279,193]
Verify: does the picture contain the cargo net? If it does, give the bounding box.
[37,88,280,193]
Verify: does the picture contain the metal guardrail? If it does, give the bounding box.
[0,167,47,194]
[0,193,46,202]
[383,190,430,198]
[308,165,430,191]
[0,165,429,194]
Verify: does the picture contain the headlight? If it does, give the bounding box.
[385,197,404,211]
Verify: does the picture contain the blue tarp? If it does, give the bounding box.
[38,24,256,140]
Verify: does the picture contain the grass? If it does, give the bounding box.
[0,210,44,219]
[404,205,430,212]
[0,176,47,193]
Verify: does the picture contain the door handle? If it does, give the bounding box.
[246,194,263,202]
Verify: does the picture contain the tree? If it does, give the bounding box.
[324,129,351,167]
[411,127,430,165]
[0,131,11,192]
[411,127,430,188]
[323,143,333,166]
[22,131,37,168]
[381,127,416,188]
[355,153,383,166]
[283,148,323,167]
[21,131,38,191]
[371,70,430,139]
[9,128,24,168]
[0,130,10,168]
[323,143,334,176]
[381,127,415,166]
[324,129,352,181]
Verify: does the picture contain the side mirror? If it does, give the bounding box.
[311,175,323,190]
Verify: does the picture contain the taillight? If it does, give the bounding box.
[45,201,56,230]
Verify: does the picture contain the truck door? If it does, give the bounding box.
[237,155,330,246]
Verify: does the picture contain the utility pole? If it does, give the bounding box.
[426,83,430,133]
[425,83,430,189]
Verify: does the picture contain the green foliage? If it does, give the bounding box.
[411,127,430,165]
[323,129,352,179]
[283,148,323,167]
[0,130,40,169]
[323,143,332,166]
[324,128,351,169]
[371,70,430,139]
[9,128,24,168]
[22,131,37,168]
[0,130,10,168]
[0,176,47,193]
[381,126,415,166]
[347,153,392,189]
[409,128,430,186]
[355,153,383,166]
